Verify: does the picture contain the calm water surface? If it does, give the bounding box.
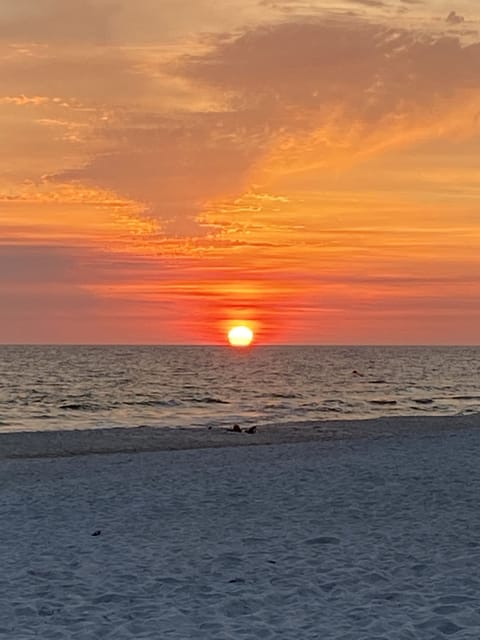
[0,346,479,432]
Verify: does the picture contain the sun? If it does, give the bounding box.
[228,325,254,347]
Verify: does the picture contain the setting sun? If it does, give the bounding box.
[227,325,254,347]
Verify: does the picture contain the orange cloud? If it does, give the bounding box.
[1,6,480,343]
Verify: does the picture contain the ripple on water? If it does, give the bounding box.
[0,345,479,431]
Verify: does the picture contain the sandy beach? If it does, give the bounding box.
[0,414,479,459]
[1,416,480,639]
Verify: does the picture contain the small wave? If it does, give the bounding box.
[268,392,302,399]
[60,403,101,411]
[263,402,291,411]
[369,400,397,405]
[452,395,480,401]
[367,380,388,384]
[458,407,480,415]
[29,396,50,404]
[122,399,180,408]
[413,399,434,405]
[189,397,230,405]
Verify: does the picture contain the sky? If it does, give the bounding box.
[1,0,479,344]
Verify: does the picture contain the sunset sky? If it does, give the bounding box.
[1,0,479,344]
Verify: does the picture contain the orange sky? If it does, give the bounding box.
[1,0,479,344]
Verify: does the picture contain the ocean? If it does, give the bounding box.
[0,345,478,433]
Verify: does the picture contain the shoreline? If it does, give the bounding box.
[0,413,478,460]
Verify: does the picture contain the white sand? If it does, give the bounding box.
[1,419,480,638]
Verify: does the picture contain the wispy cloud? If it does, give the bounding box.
[51,15,480,239]
[1,1,479,342]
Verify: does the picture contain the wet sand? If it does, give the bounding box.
[0,413,478,459]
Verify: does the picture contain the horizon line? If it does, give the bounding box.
[0,343,479,348]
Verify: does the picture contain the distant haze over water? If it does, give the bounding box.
[0,346,479,433]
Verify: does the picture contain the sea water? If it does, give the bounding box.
[0,345,478,432]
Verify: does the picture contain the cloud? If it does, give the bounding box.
[346,0,388,7]
[0,0,266,46]
[54,110,271,236]
[44,15,480,240]
[0,49,150,103]
[446,11,465,26]
[0,244,77,284]
[183,19,480,108]
[180,18,480,169]
[0,0,118,44]
[0,95,51,106]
